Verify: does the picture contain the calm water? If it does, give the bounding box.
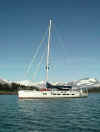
[0,94,100,132]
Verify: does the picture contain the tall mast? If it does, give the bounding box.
[46,19,52,82]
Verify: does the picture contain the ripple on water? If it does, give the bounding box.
[0,94,100,132]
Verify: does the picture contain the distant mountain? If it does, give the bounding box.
[15,80,45,88]
[73,78,100,88]
[0,77,100,91]
[0,78,11,86]
[15,80,35,86]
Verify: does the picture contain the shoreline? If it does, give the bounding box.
[0,92,17,95]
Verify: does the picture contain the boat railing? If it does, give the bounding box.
[71,87,88,93]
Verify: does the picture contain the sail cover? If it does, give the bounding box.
[46,82,72,90]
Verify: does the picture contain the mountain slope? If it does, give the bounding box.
[0,77,100,90]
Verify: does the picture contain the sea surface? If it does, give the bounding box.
[0,94,100,132]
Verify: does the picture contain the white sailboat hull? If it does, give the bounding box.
[18,90,88,99]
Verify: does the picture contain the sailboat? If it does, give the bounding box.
[18,20,88,99]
